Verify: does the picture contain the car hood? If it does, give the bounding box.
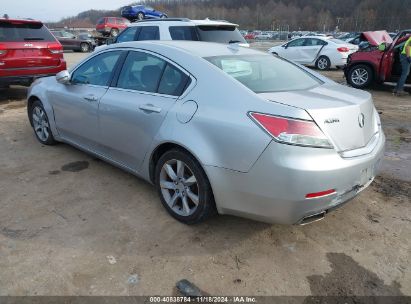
[259,84,378,153]
[362,30,393,46]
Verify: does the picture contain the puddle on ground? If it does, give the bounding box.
[61,161,89,172]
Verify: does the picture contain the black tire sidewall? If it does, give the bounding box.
[155,149,215,224]
[348,65,373,89]
[316,56,331,70]
[29,100,56,145]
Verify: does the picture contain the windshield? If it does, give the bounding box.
[205,55,321,93]
[196,25,246,44]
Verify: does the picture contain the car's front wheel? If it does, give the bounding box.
[347,65,373,89]
[29,100,56,145]
[155,149,216,224]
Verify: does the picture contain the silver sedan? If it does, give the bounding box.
[27,41,385,225]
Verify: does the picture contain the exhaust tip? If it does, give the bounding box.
[299,211,326,226]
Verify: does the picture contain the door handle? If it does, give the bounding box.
[83,95,98,102]
[139,104,162,113]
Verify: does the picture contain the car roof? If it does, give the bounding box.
[105,40,260,58]
[129,18,238,27]
[0,18,42,24]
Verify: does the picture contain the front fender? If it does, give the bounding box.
[27,77,61,141]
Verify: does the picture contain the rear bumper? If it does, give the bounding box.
[0,61,66,86]
[206,131,385,225]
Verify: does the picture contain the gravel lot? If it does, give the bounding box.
[0,49,410,296]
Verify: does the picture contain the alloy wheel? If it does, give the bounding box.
[159,159,200,217]
[351,68,369,86]
[32,106,50,142]
[317,58,329,70]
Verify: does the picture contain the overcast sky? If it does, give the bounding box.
[3,0,134,22]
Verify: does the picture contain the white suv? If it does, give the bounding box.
[103,18,248,47]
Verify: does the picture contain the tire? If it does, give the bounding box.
[110,28,119,37]
[161,15,167,19]
[137,12,144,20]
[29,100,56,145]
[347,64,373,89]
[155,149,216,224]
[80,42,90,53]
[315,56,331,70]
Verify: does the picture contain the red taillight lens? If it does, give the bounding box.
[337,47,350,52]
[305,189,336,199]
[47,43,63,54]
[249,112,333,148]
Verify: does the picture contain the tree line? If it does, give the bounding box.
[51,0,411,32]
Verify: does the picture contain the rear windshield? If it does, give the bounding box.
[196,25,246,44]
[205,55,321,93]
[0,22,55,42]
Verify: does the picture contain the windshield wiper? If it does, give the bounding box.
[24,38,44,41]
[229,40,242,44]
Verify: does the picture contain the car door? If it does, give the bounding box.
[98,50,191,171]
[54,31,70,50]
[50,50,123,151]
[281,38,305,62]
[299,38,327,64]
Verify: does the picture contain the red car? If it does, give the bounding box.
[244,33,256,40]
[345,30,411,89]
[0,18,66,87]
[96,17,130,37]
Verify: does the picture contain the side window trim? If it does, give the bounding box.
[70,50,125,88]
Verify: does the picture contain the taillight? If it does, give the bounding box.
[47,43,63,54]
[249,112,333,148]
[337,47,350,52]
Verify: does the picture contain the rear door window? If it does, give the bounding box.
[116,51,166,93]
[137,26,160,40]
[169,26,199,41]
[0,21,56,42]
[158,64,191,96]
[71,51,123,86]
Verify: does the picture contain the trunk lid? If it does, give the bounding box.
[259,84,378,152]
[362,30,393,46]
[0,42,61,70]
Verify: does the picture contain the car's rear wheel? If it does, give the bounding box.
[110,28,119,37]
[315,56,331,70]
[137,12,144,20]
[80,42,90,53]
[155,149,216,224]
[347,65,373,89]
[161,15,167,19]
[29,100,56,145]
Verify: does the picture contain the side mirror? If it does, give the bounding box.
[56,70,71,84]
[378,43,386,51]
[283,43,288,48]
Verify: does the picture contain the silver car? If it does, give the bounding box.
[27,41,385,225]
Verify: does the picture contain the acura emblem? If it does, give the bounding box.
[358,113,365,128]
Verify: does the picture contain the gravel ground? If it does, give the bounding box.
[0,50,410,296]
